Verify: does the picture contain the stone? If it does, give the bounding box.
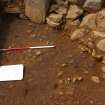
[59,91,64,95]
[80,14,97,29]
[83,0,103,12]
[96,39,105,52]
[64,19,80,30]
[70,27,89,41]
[46,13,63,27]
[93,30,105,38]
[91,76,100,83]
[61,63,68,67]
[96,9,105,28]
[101,65,105,73]
[25,0,50,23]
[35,50,42,56]
[72,76,83,83]
[56,6,68,15]
[19,14,27,20]
[66,5,83,20]
[89,100,94,104]
[70,19,81,26]
[57,71,64,77]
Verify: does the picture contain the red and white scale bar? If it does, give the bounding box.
[0,45,55,52]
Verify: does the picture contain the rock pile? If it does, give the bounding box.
[46,0,105,64]
[46,0,104,27]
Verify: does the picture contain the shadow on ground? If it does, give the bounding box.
[0,13,19,65]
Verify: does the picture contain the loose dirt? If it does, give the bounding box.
[0,14,105,105]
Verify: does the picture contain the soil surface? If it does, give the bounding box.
[0,14,105,105]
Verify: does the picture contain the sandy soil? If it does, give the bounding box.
[0,14,105,105]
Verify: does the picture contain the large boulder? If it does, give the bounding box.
[83,0,103,12]
[25,0,50,23]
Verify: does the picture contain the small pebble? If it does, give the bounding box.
[59,91,64,95]
[28,23,33,26]
[27,29,32,33]
[58,79,63,84]
[91,76,100,84]
[31,34,36,38]
[83,70,89,74]
[57,71,64,78]
[67,77,71,81]
[89,100,94,104]
[46,41,50,45]
[61,63,68,67]
[35,51,42,56]
[72,76,83,83]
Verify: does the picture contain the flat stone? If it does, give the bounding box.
[80,13,97,29]
[66,5,83,20]
[56,6,68,15]
[96,39,105,52]
[83,0,103,12]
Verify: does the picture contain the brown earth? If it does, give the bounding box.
[0,14,105,105]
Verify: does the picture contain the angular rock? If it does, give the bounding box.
[96,9,105,28]
[25,0,50,23]
[80,13,97,29]
[83,0,103,12]
[66,5,83,20]
[46,13,63,27]
[71,27,89,41]
[96,39,105,52]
